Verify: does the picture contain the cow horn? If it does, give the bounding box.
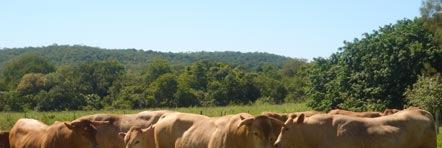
[92,121,110,125]
[141,125,154,133]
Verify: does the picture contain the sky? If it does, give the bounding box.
[0,0,421,59]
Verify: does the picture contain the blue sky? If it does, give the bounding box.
[1,0,420,59]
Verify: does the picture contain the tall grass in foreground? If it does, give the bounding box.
[438,127,442,148]
[0,103,309,130]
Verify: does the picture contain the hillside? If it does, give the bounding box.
[0,45,291,70]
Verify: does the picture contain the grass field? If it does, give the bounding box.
[0,102,309,130]
[1,102,441,147]
[438,127,441,148]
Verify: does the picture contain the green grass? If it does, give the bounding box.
[0,102,309,130]
[438,127,441,148]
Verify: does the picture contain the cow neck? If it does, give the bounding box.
[43,122,77,147]
[297,118,320,148]
[225,115,254,148]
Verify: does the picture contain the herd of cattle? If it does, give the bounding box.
[0,107,437,148]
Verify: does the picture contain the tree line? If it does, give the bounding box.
[0,53,309,111]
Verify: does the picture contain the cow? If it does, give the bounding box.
[178,113,284,148]
[0,131,9,148]
[9,118,108,148]
[327,109,382,118]
[274,108,437,148]
[119,125,155,148]
[74,110,173,148]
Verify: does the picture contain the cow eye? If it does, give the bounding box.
[135,141,140,144]
[253,132,259,136]
[284,128,289,131]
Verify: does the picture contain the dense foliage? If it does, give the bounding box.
[307,18,442,111]
[405,73,442,112]
[0,51,308,111]
[0,45,289,71]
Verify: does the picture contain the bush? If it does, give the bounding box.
[405,73,442,112]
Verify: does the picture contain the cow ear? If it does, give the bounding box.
[70,120,82,127]
[296,114,305,124]
[64,122,75,130]
[238,116,254,128]
[118,132,126,139]
[268,117,284,127]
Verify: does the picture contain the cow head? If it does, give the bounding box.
[119,125,154,148]
[274,114,306,148]
[238,115,283,148]
[64,120,109,148]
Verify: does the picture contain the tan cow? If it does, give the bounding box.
[154,112,209,148]
[75,110,173,148]
[178,113,283,148]
[9,118,108,148]
[327,109,382,118]
[0,131,9,148]
[119,125,155,148]
[274,108,437,148]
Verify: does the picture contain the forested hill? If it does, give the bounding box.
[0,45,291,70]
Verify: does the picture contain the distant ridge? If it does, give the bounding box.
[0,45,292,70]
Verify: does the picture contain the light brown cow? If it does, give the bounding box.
[75,110,172,148]
[274,108,437,148]
[327,109,382,118]
[9,118,108,148]
[179,113,283,148]
[119,125,155,148]
[0,131,9,148]
[153,112,209,148]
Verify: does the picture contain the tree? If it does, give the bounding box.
[2,54,55,90]
[149,73,178,107]
[421,0,442,19]
[16,73,47,94]
[80,61,125,97]
[308,19,441,111]
[32,72,86,111]
[405,73,442,112]
[144,58,172,83]
[282,58,307,77]
[186,61,209,90]
[421,0,442,49]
